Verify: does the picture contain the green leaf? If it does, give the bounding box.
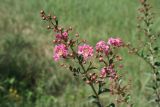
[77,67,80,73]
[87,67,97,71]
[72,67,81,76]
[0,86,5,91]
[157,78,160,81]
[109,59,113,64]
[78,55,83,63]
[107,103,115,107]
[154,62,160,67]
[98,82,108,95]
[98,88,110,95]
[69,66,73,71]
[73,68,77,72]
[139,50,144,58]
[88,95,102,107]
[55,19,58,26]
[124,94,131,102]
[9,78,15,84]
[154,47,159,51]
[152,86,156,90]
[88,95,97,99]
[88,95,98,103]
[87,62,92,70]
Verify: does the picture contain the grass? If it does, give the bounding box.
[0,0,160,107]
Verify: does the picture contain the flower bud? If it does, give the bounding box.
[52,16,56,20]
[58,27,62,31]
[126,43,130,47]
[89,73,92,77]
[64,65,67,68]
[75,33,79,37]
[67,41,70,45]
[99,57,103,62]
[95,80,99,84]
[81,39,86,43]
[91,75,97,81]
[53,28,57,32]
[48,14,51,18]
[42,16,46,20]
[139,0,145,4]
[110,64,114,68]
[119,64,123,69]
[128,51,133,54]
[60,63,64,66]
[116,55,122,61]
[40,10,44,14]
[57,39,61,43]
[83,61,86,64]
[40,14,44,17]
[52,40,56,44]
[69,53,73,57]
[86,80,91,84]
[47,25,51,29]
[69,26,72,31]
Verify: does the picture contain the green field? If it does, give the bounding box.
[0,0,160,107]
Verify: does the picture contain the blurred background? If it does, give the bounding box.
[0,0,160,107]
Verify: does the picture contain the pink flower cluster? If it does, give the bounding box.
[100,66,116,79]
[96,40,110,55]
[107,37,123,47]
[40,11,131,106]
[78,44,94,60]
[53,44,68,61]
[55,31,68,41]
[53,37,123,61]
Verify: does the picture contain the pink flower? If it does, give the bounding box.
[100,66,116,79]
[100,67,107,78]
[62,31,68,40]
[78,44,94,60]
[96,41,106,52]
[53,44,68,61]
[104,45,110,55]
[107,66,116,79]
[55,31,68,41]
[107,37,123,47]
[55,33,62,40]
[96,41,110,55]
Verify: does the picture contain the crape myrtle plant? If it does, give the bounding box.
[40,11,132,107]
[128,0,160,106]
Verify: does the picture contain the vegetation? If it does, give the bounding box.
[0,0,160,107]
